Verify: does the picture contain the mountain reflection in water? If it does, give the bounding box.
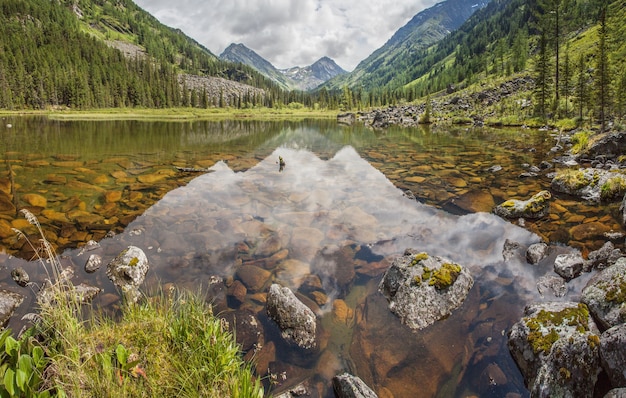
[2,124,593,397]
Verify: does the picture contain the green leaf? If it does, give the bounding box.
[32,346,45,368]
[115,344,128,366]
[4,337,18,357]
[3,368,16,396]
[15,368,27,392]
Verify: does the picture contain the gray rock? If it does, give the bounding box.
[526,242,550,264]
[621,193,626,225]
[0,290,24,327]
[106,246,149,303]
[554,252,585,280]
[536,275,567,298]
[581,258,626,330]
[266,284,318,350]
[551,168,626,203]
[11,267,29,287]
[493,190,551,219]
[585,241,622,271]
[508,301,601,398]
[600,324,626,387]
[84,254,102,273]
[502,239,522,262]
[378,249,473,331]
[605,388,626,398]
[332,373,378,398]
[584,131,626,160]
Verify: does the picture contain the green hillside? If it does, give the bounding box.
[0,0,281,110]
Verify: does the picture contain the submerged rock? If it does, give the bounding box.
[11,267,30,287]
[106,246,149,303]
[332,373,378,398]
[493,190,551,220]
[581,258,626,330]
[378,249,473,331]
[508,301,601,398]
[266,284,319,350]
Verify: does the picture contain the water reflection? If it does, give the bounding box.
[0,121,605,397]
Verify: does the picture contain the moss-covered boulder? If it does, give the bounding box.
[378,249,473,331]
[581,257,626,330]
[508,301,601,398]
[493,190,551,219]
[551,168,626,202]
[106,245,149,303]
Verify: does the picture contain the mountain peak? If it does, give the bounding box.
[220,43,346,91]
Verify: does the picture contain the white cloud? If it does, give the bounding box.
[134,0,439,71]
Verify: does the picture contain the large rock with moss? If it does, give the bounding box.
[551,168,626,202]
[378,249,473,331]
[266,284,319,351]
[106,246,149,303]
[508,301,601,398]
[493,190,551,219]
[581,258,626,330]
[600,323,626,387]
[583,131,626,160]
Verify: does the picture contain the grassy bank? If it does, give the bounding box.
[2,210,264,398]
[0,107,340,121]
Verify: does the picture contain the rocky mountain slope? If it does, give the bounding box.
[323,0,490,92]
[220,43,346,91]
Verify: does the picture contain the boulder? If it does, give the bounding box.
[508,301,601,398]
[526,242,550,265]
[554,252,585,280]
[585,241,622,271]
[536,275,567,298]
[106,246,149,303]
[378,249,473,331]
[493,190,551,219]
[600,323,626,387]
[266,284,319,350]
[551,168,626,202]
[332,373,378,398]
[584,131,626,160]
[0,290,23,327]
[605,388,626,398]
[581,258,626,330]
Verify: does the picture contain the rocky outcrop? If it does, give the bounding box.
[551,168,626,203]
[378,249,473,331]
[493,190,551,220]
[106,245,149,303]
[583,131,626,160]
[600,324,626,387]
[508,301,601,398]
[332,373,378,398]
[581,258,626,330]
[266,284,319,350]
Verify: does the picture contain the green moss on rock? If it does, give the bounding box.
[428,262,462,290]
[524,303,591,354]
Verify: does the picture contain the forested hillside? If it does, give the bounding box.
[0,0,282,109]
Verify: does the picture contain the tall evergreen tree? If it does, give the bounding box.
[595,6,610,132]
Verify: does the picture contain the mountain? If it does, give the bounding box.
[220,43,346,91]
[0,0,280,110]
[220,43,294,90]
[323,0,490,92]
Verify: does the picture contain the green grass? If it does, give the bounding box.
[0,107,339,121]
[5,210,264,398]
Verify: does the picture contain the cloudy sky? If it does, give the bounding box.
[133,0,439,71]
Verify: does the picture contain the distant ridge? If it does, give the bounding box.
[220,43,346,91]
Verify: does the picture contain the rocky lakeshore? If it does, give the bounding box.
[2,120,626,396]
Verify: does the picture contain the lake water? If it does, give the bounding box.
[0,118,621,397]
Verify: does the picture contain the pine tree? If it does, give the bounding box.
[595,6,610,132]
